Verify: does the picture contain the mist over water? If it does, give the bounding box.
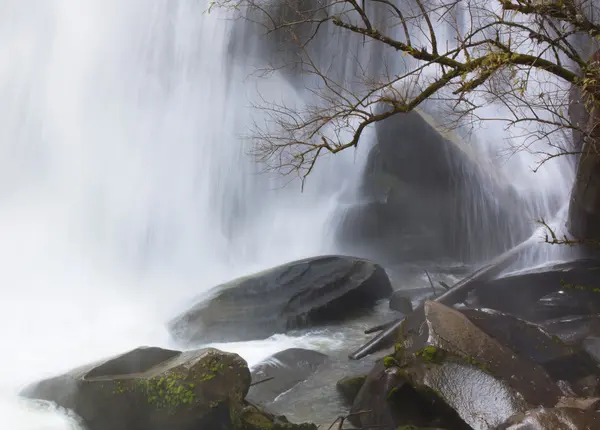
[0,1,579,429]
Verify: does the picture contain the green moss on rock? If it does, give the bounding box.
[384,356,399,368]
[236,405,317,430]
[336,375,367,405]
[415,346,443,363]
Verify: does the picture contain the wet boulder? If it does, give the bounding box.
[470,259,600,321]
[351,350,515,429]
[351,301,599,429]
[20,346,315,430]
[168,255,393,344]
[248,348,328,406]
[335,109,543,267]
[459,308,600,387]
[495,407,600,429]
[335,375,366,406]
[540,315,600,345]
[350,360,448,430]
[424,301,562,406]
[389,292,414,314]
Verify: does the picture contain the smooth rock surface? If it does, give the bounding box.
[424,301,562,407]
[22,347,253,430]
[335,109,545,267]
[495,407,600,429]
[335,375,366,406]
[389,292,414,314]
[169,255,393,344]
[470,259,600,321]
[460,308,600,385]
[248,348,328,406]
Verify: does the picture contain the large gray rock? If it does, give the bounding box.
[247,348,328,406]
[168,255,393,344]
[460,308,600,388]
[470,259,600,321]
[21,346,317,430]
[335,109,549,267]
[350,352,512,430]
[349,300,573,430]
[21,347,248,430]
[424,301,562,407]
[335,374,367,406]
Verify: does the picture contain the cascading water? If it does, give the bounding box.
[0,1,360,428]
[0,0,583,429]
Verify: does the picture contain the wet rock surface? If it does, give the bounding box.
[459,308,599,386]
[470,259,600,321]
[248,348,329,406]
[346,299,600,429]
[335,109,541,267]
[424,301,562,407]
[389,291,415,314]
[21,346,316,430]
[168,255,393,344]
[495,407,600,429]
[19,258,600,430]
[335,375,366,406]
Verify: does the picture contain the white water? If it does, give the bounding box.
[0,1,579,429]
[0,2,358,428]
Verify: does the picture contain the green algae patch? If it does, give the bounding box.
[137,372,196,411]
[236,405,318,430]
[384,356,398,368]
[415,346,446,364]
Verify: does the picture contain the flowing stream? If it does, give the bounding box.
[0,1,578,428]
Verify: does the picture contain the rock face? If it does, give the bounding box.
[335,109,543,267]
[567,48,600,244]
[495,407,600,429]
[168,255,393,344]
[20,347,277,430]
[389,291,414,314]
[22,346,316,430]
[470,259,600,322]
[424,301,562,407]
[248,348,329,406]
[348,300,595,430]
[460,308,599,386]
[568,133,600,243]
[335,375,366,406]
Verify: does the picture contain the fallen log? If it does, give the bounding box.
[348,239,531,360]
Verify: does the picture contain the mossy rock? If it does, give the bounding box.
[21,346,258,430]
[336,375,367,405]
[237,405,317,430]
[350,359,470,430]
[424,301,561,406]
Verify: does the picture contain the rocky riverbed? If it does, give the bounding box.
[18,254,600,429]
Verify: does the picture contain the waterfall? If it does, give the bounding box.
[0,1,360,428]
[0,1,581,428]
